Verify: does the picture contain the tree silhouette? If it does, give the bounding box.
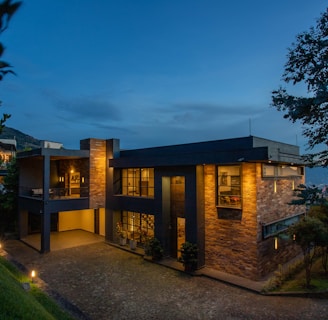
[272,8,328,166]
[0,0,21,134]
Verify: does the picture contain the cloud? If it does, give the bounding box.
[56,97,122,122]
[144,102,263,129]
[41,89,122,123]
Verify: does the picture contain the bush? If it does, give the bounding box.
[178,242,198,272]
[144,237,164,261]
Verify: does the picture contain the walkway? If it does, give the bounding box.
[2,239,328,320]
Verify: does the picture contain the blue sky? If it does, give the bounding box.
[1,0,327,150]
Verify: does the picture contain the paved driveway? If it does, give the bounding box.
[3,240,328,320]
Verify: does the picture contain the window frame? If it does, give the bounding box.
[217,165,242,209]
[262,164,304,178]
[121,211,155,243]
[121,168,154,198]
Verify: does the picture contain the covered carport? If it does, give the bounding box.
[21,207,105,251]
[21,229,104,251]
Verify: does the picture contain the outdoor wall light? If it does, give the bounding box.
[0,242,2,249]
[293,234,296,241]
[81,177,85,183]
[31,270,36,283]
[274,237,278,250]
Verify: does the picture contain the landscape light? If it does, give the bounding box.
[31,270,36,282]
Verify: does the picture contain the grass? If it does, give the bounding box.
[0,256,74,320]
[271,258,328,293]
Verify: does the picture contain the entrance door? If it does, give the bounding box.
[170,176,185,258]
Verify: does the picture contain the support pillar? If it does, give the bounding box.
[40,155,51,253]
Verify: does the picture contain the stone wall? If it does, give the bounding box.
[256,163,304,277]
[81,138,107,209]
[204,162,304,280]
[204,163,259,280]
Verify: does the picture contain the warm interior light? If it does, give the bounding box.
[70,169,74,173]
[293,234,296,241]
[81,177,85,183]
[274,237,278,250]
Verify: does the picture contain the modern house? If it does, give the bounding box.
[17,136,305,280]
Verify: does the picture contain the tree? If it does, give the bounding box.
[289,216,327,288]
[289,184,324,207]
[0,0,21,134]
[271,8,328,166]
[308,204,328,273]
[288,183,328,285]
[0,157,18,235]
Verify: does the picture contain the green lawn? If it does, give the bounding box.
[275,258,328,293]
[0,256,74,320]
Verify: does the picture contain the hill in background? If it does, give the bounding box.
[0,127,41,150]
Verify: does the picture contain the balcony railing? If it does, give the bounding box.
[19,186,89,199]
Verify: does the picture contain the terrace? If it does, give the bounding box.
[17,147,90,206]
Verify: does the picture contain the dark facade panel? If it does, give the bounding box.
[109,147,270,168]
[120,136,255,158]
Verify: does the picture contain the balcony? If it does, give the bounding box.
[20,186,89,200]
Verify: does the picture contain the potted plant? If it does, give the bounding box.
[178,242,198,272]
[129,237,137,250]
[144,237,164,261]
[116,222,126,246]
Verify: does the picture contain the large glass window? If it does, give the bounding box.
[121,211,155,244]
[122,168,154,197]
[217,165,241,208]
[262,164,304,177]
[262,213,303,238]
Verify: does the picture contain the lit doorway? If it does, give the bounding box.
[177,217,185,258]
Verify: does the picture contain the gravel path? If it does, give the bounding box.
[4,240,328,320]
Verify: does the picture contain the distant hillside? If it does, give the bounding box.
[0,127,41,150]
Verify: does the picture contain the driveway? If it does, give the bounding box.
[3,240,328,320]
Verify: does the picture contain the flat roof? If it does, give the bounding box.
[110,136,303,167]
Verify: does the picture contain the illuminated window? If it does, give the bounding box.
[217,165,241,209]
[121,168,154,197]
[262,214,303,239]
[262,164,304,177]
[121,211,155,243]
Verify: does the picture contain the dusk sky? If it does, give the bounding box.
[1,0,328,150]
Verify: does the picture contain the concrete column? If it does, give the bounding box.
[41,155,50,253]
[161,177,171,256]
[40,210,50,253]
[105,139,120,242]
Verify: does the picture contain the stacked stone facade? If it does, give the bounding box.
[204,162,304,280]
[81,139,107,209]
[256,163,304,277]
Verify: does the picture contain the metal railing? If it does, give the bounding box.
[19,186,89,199]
